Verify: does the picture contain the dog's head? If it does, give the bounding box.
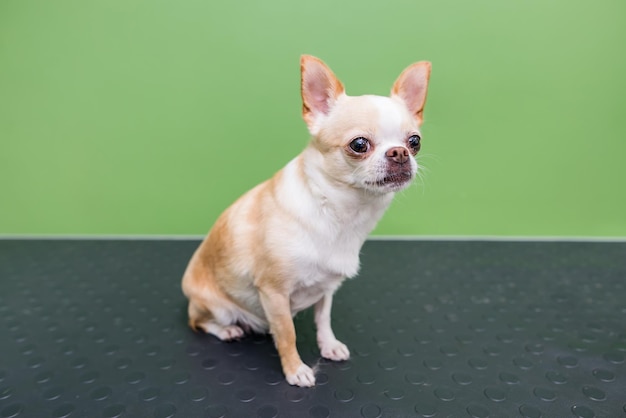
[301,55,431,193]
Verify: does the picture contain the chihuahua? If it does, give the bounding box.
[182,55,431,387]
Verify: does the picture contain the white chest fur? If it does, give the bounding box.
[270,154,394,312]
[286,228,364,313]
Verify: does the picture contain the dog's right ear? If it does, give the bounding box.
[301,55,345,134]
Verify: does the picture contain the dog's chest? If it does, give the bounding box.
[285,219,366,312]
[288,237,358,313]
[274,157,393,310]
[309,229,362,278]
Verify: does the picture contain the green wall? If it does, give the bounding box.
[1,0,625,237]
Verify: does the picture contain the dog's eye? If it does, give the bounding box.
[349,137,370,153]
[408,134,421,153]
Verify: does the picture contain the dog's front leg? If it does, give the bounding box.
[315,291,350,361]
[259,287,315,387]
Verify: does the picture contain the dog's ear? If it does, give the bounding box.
[301,55,345,132]
[391,61,431,125]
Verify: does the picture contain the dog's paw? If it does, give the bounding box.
[320,339,350,361]
[285,363,316,387]
[198,322,244,341]
[217,325,245,341]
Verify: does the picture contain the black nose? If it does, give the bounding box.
[386,147,409,164]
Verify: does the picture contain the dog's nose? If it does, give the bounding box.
[386,147,409,164]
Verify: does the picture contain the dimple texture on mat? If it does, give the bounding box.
[0,239,625,418]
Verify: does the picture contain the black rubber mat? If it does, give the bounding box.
[0,239,625,418]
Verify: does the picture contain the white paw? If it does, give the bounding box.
[320,339,350,361]
[199,322,244,341]
[218,325,244,341]
[285,363,316,387]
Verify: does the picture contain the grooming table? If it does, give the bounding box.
[1,239,624,417]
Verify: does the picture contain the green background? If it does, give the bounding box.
[1,0,625,237]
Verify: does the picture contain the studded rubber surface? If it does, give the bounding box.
[0,239,625,418]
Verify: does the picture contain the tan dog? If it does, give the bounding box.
[182,55,431,387]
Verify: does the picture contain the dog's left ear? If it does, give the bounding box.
[301,55,345,133]
[391,61,431,125]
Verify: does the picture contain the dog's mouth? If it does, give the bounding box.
[366,171,413,188]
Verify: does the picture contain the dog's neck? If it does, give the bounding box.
[298,144,395,221]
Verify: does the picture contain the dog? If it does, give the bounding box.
[182,55,431,387]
